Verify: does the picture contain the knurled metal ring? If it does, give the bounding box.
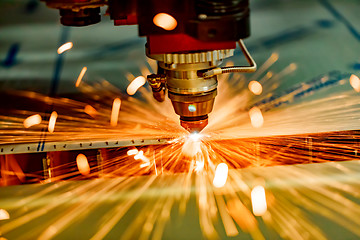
[146,49,234,64]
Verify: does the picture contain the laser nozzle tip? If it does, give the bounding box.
[180,116,208,133]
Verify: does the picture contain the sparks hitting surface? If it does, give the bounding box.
[1,53,360,239]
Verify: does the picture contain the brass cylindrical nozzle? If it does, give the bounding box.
[169,90,216,133]
[146,51,227,133]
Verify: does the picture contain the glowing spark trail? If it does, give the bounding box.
[251,52,279,81]
[0,209,10,220]
[48,111,58,133]
[110,98,121,127]
[84,105,98,118]
[57,42,73,54]
[248,107,264,128]
[226,198,260,235]
[127,76,146,95]
[251,186,267,216]
[127,148,139,156]
[140,162,150,168]
[76,154,90,176]
[153,13,177,31]
[349,74,360,92]
[248,80,263,95]
[259,71,273,83]
[75,67,87,87]
[213,163,228,188]
[23,114,42,128]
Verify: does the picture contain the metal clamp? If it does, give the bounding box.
[147,74,167,102]
[147,74,166,90]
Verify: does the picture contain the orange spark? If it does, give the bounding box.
[48,111,58,133]
[248,81,263,95]
[76,154,90,176]
[75,67,87,87]
[127,76,146,95]
[249,107,264,128]
[57,42,73,54]
[213,163,228,188]
[227,198,258,233]
[153,13,177,31]
[23,114,42,128]
[0,209,10,220]
[350,74,360,92]
[289,63,297,71]
[84,105,98,118]
[110,98,121,127]
[251,185,267,216]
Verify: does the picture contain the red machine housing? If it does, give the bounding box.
[147,34,236,54]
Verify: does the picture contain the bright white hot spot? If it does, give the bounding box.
[251,185,267,216]
[127,76,146,95]
[213,163,228,188]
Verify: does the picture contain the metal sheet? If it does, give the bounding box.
[0,137,171,155]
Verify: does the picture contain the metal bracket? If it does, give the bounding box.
[202,40,257,78]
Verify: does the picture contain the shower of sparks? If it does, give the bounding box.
[127,76,146,95]
[248,80,263,95]
[349,74,360,92]
[23,114,42,128]
[48,111,58,133]
[153,13,177,31]
[251,186,267,216]
[75,67,87,87]
[213,163,228,188]
[0,209,10,220]
[110,98,121,127]
[57,42,73,54]
[76,154,90,176]
[2,52,360,240]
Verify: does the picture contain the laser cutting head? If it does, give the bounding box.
[146,50,232,133]
[41,0,255,132]
[146,40,256,133]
